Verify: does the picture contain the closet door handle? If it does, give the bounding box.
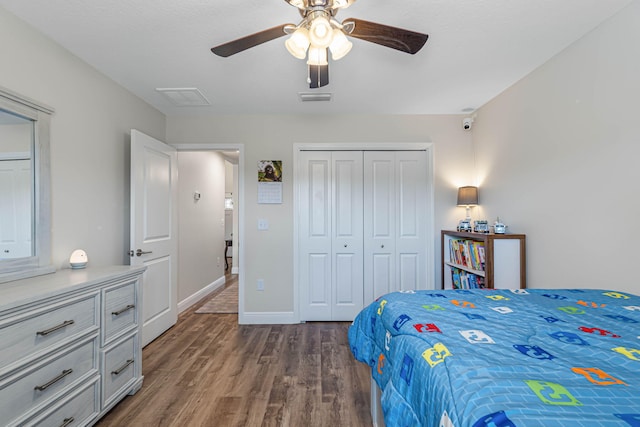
[344,244,348,248]
[60,417,75,427]
[381,244,385,248]
[136,249,152,256]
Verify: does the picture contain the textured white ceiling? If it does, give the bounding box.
[0,0,632,115]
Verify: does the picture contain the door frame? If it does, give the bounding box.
[293,142,435,323]
[172,143,246,323]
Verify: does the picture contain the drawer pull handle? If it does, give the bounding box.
[112,359,134,376]
[36,320,75,336]
[112,304,135,316]
[34,369,73,391]
[60,417,75,427]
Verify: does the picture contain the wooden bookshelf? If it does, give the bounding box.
[441,230,526,290]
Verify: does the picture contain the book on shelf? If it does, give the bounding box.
[448,238,485,271]
[450,267,486,290]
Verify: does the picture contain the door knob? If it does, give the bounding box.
[344,244,347,248]
[136,249,153,256]
[381,244,384,248]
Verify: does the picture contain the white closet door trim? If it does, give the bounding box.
[293,143,435,323]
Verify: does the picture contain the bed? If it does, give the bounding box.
[348,288,640,427]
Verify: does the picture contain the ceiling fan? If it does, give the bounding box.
[211,0,428,89]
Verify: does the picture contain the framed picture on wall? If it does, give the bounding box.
[257,160,282,203]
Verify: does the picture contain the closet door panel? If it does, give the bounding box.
[395,151,428,290]
[308,254,330,303]
[364,152,397,301]
[299,152,332,320]
[299,148,430,321]
[398,253,419,291]
[372,254,393,299]
[331,152,364,320]
[335,254,356,303]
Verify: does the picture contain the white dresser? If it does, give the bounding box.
[0,266,145,426]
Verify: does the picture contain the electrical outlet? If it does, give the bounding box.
[257,279,264,291]
[217,257,221,267]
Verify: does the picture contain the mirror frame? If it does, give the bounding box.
[0,86,54,283]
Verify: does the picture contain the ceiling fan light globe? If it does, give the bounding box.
[329,30,352,60]
[285,28,310,59]
[309,17,334,48]
[307,47,328,66]
[286,0,307,9]
[332,0,351,9]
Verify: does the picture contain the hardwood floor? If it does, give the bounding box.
[96,278,373,427]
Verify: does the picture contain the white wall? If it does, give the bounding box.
[473,1,640,294]
[177,151,226,303]
[167,115,474,314]
[0,7,166,269]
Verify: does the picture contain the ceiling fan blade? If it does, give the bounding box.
[342,18,428,54]
[309,64,329,89]
[211,24,293,57]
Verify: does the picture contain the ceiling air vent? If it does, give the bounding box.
[155,88,211,107]
[298,92,332,102]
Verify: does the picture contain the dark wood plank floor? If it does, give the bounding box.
[96,277,373,427]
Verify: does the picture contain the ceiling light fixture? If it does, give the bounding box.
[211,0,428,89]
[307,46,328,66]
[285,11,353,66]
[329,29,352,60]
[285,27,310,59]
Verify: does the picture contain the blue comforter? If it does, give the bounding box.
[348,289,640,427]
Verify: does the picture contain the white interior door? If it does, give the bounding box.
[130,129,178,347]
[299,151,364,321]
[331,152,364,320]
[299,149,429,321]
[364,152,396,302]
[0,159,32,258]
[363,151,428,301]
[299,151,332,320]
[394,151,428,291]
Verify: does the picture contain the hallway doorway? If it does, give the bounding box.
[174,143,245,323]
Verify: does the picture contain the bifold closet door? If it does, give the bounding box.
[299,151,364,321]
[363,151,428,302]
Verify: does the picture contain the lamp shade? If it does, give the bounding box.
[457,186,478,206]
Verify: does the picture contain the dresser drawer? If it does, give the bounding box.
[103,280,137,344]
[27,376,99,427]
[0,338,97,423]
[0,294,98,372]
[102,333,138,408]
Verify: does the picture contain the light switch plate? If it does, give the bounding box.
[258,219,269,230]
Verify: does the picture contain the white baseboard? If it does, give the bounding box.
[178,275,226,314]
[239,311,298,325]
